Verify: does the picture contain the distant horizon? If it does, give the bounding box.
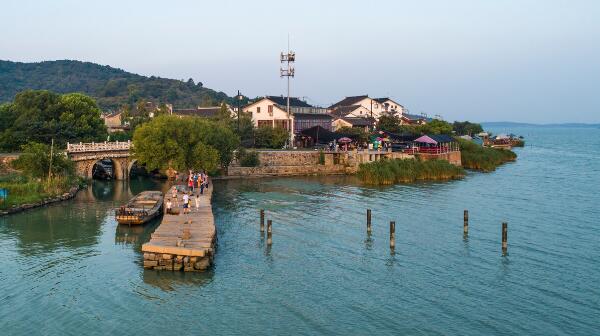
[1,0,599,124]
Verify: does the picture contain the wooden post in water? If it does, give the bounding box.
[367,209,372,234]
[260,209,265,233]
[267,219,272,245]
[463,210,469,234]
[502,222,508,252]
[390,221,395,249]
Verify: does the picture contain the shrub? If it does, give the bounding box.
[254,127,289,149]
[237,148,260,167]
[357,158,465,185]
[318,150,325,165]
[458,139,517,172]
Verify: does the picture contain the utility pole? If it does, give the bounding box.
[48,138,54,181]
[237,90,242,133]
[280,40,295,148]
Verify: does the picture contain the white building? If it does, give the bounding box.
[328,95,403,120]
[242,96,331,133]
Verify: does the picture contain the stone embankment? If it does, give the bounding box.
[227,150,414,178]
[0,186,80,216]
[141,184,216,272]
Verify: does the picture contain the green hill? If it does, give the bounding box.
[0,60,231,110]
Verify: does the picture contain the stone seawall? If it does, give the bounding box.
[417,151,462,166]
[227,150,416,178]
[141,184,216,272]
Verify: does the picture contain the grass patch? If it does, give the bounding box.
[458,139,517,172]
[0,174,80,210]
[357,158,465,185]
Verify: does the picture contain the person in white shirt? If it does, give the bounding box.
[182,193,189,214]
[166,199,172,214]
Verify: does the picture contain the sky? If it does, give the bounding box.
[1,0,599,123]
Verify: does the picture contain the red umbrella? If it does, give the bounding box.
[338,137,352,143]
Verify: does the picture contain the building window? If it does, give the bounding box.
[257,120,272,128]
[268,105,273,113]
[257,107,261,113]
[274,119,288,129]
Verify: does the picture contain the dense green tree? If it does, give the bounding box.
[11,142,74,179]
[416,119,453,135]
[335,127,370,143]
[132,115,239,173]
[254,127,289,149]
[0,90,107,151]
[452,121,483,136]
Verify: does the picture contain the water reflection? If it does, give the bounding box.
[142,269,214,291]
[115,218,161,248]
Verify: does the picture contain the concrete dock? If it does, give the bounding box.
[141,184,216,272]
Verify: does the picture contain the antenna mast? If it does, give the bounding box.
[280,38,295,147]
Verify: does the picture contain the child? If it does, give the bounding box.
[195,194,200,209]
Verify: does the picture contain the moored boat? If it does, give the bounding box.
[116,191,164,225]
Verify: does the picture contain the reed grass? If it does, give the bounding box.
[458,139,517,172]
[0,174,80,210]
[357,158,465,185]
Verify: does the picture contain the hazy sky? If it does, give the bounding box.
[1,0,599,123]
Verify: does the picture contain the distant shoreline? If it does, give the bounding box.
[481,121,600,128]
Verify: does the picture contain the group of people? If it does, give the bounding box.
[165,170,209,215]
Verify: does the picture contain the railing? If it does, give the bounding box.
[66,141,132,153]
[401,144,460,155]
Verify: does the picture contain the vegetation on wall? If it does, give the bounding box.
[0,90,107,151]
[236,148,260,167]
[357,158,465,185]
[0,60,231,110]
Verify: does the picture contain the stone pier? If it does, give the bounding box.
[141,184,216,272]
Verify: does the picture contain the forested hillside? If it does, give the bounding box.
[0,60,231,110]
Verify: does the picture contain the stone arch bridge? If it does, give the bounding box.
[67,141,136,180]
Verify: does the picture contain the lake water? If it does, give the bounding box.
[1,127,599,335]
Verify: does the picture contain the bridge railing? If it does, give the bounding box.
[66,141,132,153]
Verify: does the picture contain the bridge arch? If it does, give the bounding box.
[67,141,134,180]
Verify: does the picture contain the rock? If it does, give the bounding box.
[162,254,173,260]
[143,260,158,268]
[143,253,155,261]
[172,263,183,271]
[194,258,210,270]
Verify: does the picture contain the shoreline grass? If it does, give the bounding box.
[0,173,80,210]
[357,158,465,185]
[458,139,517,172]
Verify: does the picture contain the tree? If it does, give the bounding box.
[336,127,370,143]
[132,115,239,174]
[452,121,483,136]
[377,115,403,133]
[254,127,289,149]
[416,119,453,135]
[11,142,74,179]
[0,90,107,151]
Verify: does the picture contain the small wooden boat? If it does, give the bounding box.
[116,191,164,225]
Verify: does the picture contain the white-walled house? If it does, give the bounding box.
[329,105,372,119]
[242,96,332,133]
[328,95,403,120]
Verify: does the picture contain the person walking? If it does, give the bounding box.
[188,174,194,192]
[195,194,200,209]
[182,193,190,214]
[165,198,172,215]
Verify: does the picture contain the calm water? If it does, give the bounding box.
[1,127,599,335]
